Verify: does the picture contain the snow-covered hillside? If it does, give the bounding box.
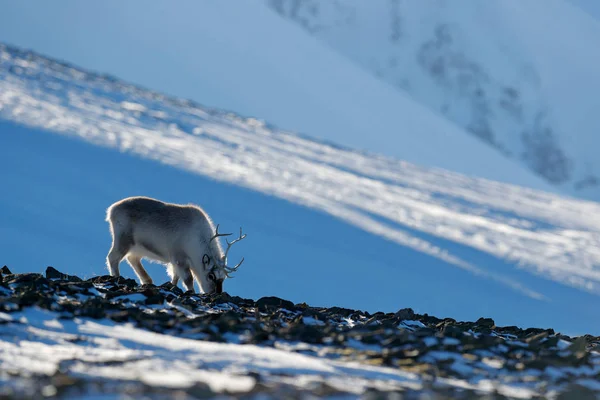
[1,43,600,336]
[267,0,600,201]
[0,1,556,192]
[2,270,598,399]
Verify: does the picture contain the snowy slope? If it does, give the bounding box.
[7,278,596,399]
[1,307,425,397]
[1,44,600,336]
[2,309,425,397]
[0,1,557,192]
[267,0,600,200]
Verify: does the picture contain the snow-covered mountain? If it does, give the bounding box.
[267,0,600,201]
[0,1,557,192]
[1,43,600,337]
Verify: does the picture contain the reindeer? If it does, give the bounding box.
[105,196,246,294]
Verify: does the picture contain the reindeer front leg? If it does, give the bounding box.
[172,253,195,293]
[167,263,178,285]
[182,268,194,293]
[170,272,180,286]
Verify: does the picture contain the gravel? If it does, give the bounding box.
[0,266,599,399]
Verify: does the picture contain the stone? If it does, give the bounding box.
[46,266,79,281]
[325,306,356,317]
[1,268,599,399]
[4,273,49,291]
[256,296,295,311]
[141,288,165,305]
[207,292,233,305]
[568,336,588,355]
[159,282,184,296]
[441,325,464,339]
[87,275,117,284]
[475,317,495,329]
[394,307,415,321]
[115,276,138,288]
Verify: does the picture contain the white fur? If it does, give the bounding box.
[105,196,236,293]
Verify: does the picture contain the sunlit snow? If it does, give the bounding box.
[0,307,543,398]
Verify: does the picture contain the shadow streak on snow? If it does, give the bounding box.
[1,123,599,335]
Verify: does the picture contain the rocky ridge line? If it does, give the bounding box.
[0,266,599,399]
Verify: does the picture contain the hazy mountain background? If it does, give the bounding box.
[267,0,600,201]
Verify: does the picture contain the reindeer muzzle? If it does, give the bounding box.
[215,280,223,294]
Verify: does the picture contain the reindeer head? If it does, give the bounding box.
[200,225,247,294]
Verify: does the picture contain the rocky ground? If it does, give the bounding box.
[0,266,599,399]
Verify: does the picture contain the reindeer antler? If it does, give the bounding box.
[223,227,247,276]
[209,224,232,243]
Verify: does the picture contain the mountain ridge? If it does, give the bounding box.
[267,0,600,201]
[0,1,558,192]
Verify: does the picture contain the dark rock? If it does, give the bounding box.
[371,311,387,319]
[45,266,82,282]
[475,317,495,329]
[419,313,443,326]
[226,295,254,308]
[556,383,599,400]
[140,288,165,305]
[215,310,242,332]
[542,336,560,349]
[207,292,233,305]
[108,310,130,323]
[4,273,49,291]
[249,330,272,344]
[325,306,356,317]
[55,281,94,295]
[439,317,457,326]
[281,320,325,344]
[525,330,551,348]
[440,324,463,338]
[15,291,42,307]
[568,336,588,355]
[101,290,127,300]
[87,275,117,284]
[1,266,12,275]
[363,315,381,326]
[256,296,295,311]
[0,267,599,399]
[185,382,215,398]
[115,276,138,288]
[523,327,555,337]
[159,281,184,296]
[75,298,108,319]
[380,330,414,348]
[394,307,415,321]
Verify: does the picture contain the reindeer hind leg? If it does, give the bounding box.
[106,214,134,277]
[106,232,133,277]
[126,255,153,285]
